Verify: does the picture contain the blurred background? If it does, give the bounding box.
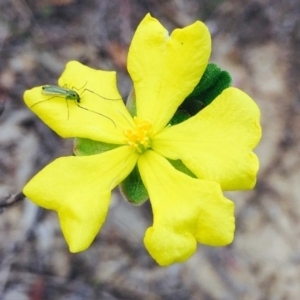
[1,0,300,299]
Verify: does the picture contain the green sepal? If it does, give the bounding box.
[119,165,149,205]
[126,88,137,117]
[168,109,191,126]
[180,63,232,116]
[73,137,120,156]
[167,159,197,178]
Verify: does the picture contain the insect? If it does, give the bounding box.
[31,84,122,127]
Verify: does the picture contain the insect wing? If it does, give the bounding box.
[42,85,69,96]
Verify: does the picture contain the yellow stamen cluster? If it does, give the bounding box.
[124,117,153,153]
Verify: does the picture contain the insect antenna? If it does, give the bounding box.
[82,88,124,101]
[71,81,124,101]
[76,103,116,128]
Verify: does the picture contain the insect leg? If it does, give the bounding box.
[65,98,70,120]
[30,96,57,108]
[33,94,70,120]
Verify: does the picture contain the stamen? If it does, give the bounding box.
[123,117,153,153]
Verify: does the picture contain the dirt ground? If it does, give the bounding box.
[1,0,300,299]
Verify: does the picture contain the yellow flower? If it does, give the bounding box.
[23,14,261,266]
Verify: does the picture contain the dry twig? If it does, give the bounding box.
[0,98,5,117]
[0,192,25,213]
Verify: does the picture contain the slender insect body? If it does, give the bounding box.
[36,84,121,127]
[41,85,80,102]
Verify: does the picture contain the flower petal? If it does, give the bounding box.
[23,146,138,252]
[128,14,211,132]
[152,87,261,190]
[24,61,134,144]
[138,150,234,266]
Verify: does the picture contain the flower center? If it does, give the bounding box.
[123,117,153,153]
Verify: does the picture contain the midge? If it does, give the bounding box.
[31,84,122,127]
[42,85,81,102]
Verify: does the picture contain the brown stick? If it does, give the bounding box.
[0,97,5,117]
[0,192,25,212]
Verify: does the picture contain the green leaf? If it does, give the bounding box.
[187,63,222,98]
[168,109,191,126]
[180,63,232,116]
[196,70,232,107]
